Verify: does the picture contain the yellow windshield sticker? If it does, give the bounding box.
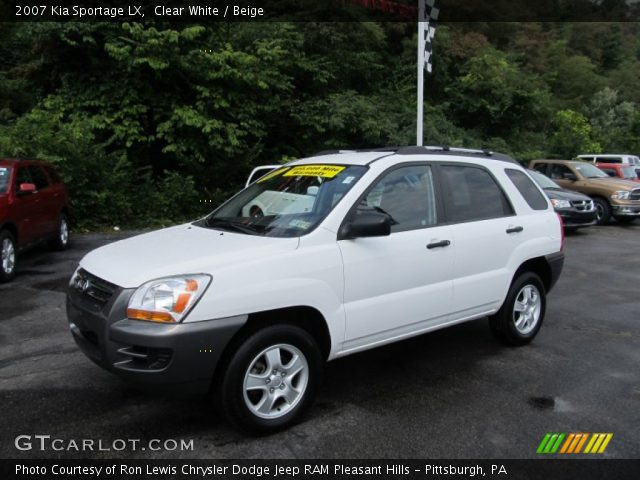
[283,165,346,178]
[257,167,290,183]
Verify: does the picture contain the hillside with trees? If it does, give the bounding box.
[1,21,639,227]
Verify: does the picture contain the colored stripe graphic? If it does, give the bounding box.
[559,433,575,453]
[584,433,613,454]
[538,433,613,454]
[537,433,552,453]
[537,433,565,454]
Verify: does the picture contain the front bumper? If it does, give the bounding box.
[611,203,640,217]
[557,209,597,228]
[66,276,246,394]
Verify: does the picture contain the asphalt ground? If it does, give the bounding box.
[0,224,639,459]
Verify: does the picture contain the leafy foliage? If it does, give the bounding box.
[1,22,639,228]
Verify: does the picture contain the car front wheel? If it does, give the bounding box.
[0,230,17,283]
[218,324,323,432]
[593,198,611,225]
[489,272,546,346]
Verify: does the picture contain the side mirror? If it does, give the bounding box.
[562,173,578,181]
[339,211,392,240]
[18,183,36,194]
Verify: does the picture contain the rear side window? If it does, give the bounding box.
[505,169,549,211]
[601,168,616,177]
[597,157,622,164]
[28,166,49,190]
[439,165,513,223]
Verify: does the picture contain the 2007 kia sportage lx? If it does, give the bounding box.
[67,146,564,432]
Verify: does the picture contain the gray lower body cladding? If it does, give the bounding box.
[66,285,246,394]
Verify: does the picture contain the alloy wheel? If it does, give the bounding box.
[1,238,16,274]
[243,343,309,419]
[60,218,69,245]
[512,284,542,335]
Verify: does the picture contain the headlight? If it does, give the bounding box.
[551,199,571,209]
[611,191,630,200]
[127,274,211,323]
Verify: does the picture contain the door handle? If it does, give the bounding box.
[426,240,451,249]
[506,226,524,234]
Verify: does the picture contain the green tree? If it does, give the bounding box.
[549,109,601,158]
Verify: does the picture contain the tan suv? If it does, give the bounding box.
[529,159,640,225]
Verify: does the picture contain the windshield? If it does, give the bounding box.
[528,170,560,189]
[198,164,368,238]
[620,166,638,179]
[574,163,608,178]
[0,166,10,194]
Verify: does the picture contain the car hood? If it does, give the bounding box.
[586,177,640,190]
[80,223,299,288]
[543,188,591,201]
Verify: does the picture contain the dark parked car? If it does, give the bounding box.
[528,169,597,230]
[0,158,70,282]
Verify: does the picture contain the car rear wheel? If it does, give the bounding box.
[0,230,17,283]
[489,272,546,346]
[49,213,70,250]
[217,324,322,432]
[593,198,611,225]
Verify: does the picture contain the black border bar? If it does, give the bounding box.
[3,459,640,480]
[3,1,640,22]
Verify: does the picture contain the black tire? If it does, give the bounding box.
[217,324,323,432]
[0,230,17,283]
[614,216,636,224]
[593,198,611,225]
[48,213,70,250]
[489,272,546,346]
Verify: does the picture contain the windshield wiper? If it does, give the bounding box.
[206,218,261,235]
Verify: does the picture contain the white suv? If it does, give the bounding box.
[67,147,564,431]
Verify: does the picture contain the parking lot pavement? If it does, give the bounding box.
[1,225,639,459]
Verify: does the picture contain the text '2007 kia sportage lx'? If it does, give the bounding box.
[67,147,564,431]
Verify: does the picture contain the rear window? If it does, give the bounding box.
[505,169,549,210]
[45,165,62,184]
[0,167,10,194]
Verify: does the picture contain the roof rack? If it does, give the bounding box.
[312,147,401,156]
[310,146,520,165]
[396,146,520,164]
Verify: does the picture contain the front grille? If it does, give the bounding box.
[571,200,594,212]
[630,189,640,201]
[71,269,117,306]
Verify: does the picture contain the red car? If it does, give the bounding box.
[0,158,71,282]
[596,163,640,183]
